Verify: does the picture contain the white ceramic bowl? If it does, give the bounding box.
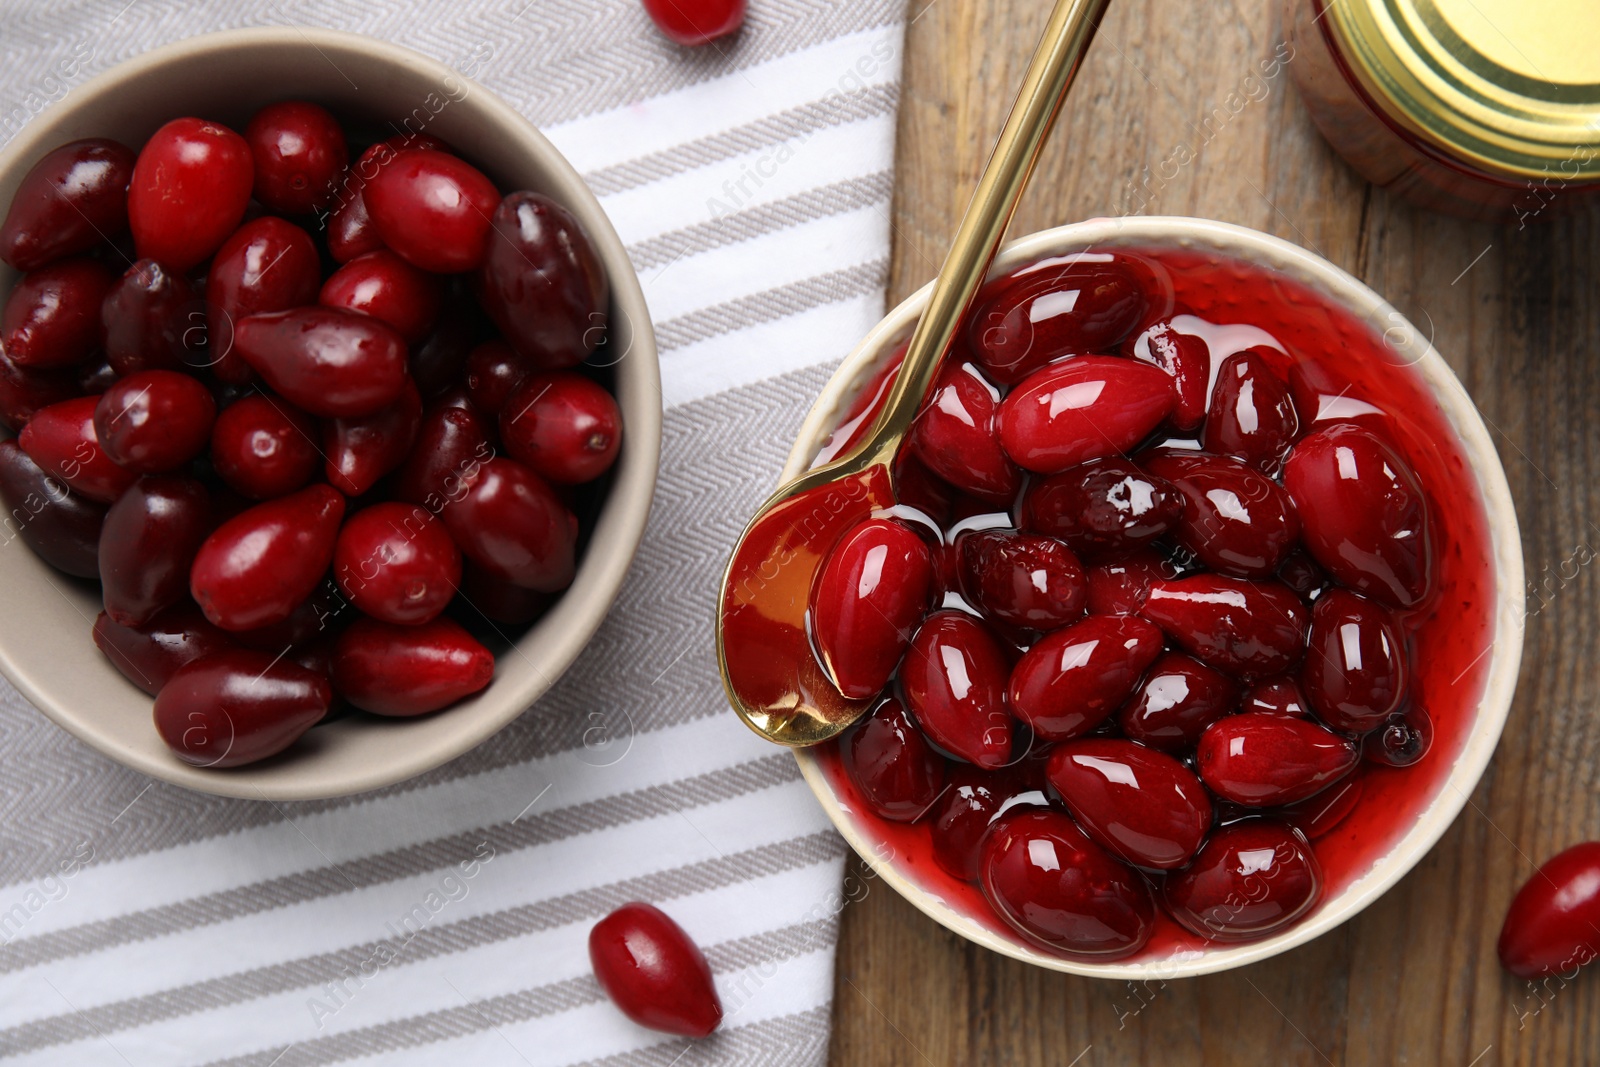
[0,30,660,801]
[787,216,1523,978]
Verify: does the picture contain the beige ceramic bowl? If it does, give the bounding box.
[0,29,660,800]
[788,216,1523,978]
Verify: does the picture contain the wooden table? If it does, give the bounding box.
[828,1,1600,1063]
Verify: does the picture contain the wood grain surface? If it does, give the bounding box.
[827,1,1600,1064]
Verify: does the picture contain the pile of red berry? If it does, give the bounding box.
[0,102,621,769]
[810,250,1441,960]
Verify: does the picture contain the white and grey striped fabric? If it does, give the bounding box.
[0,1,904,1063]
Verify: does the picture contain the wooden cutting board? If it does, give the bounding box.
[828,1,1600,1063]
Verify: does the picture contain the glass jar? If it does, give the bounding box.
[1284,0,1600,223]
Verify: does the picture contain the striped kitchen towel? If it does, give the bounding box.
[0,1,904,1064]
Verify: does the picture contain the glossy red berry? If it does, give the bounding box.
[1007,614,1163,741]
[324,134,450,263]
[209,393,321,499]
[901,610,1015,768]
[99,476,212,627]
[332,503,462,626]
[1302,588,1408,733]
[93,371,216,474]
[500,372,623,485]
[92,604,236,696]
[441,457,578,592]
[153,649,331,767]
[234,307,410,418]
[1497,842,1600,979]
[1141,449,1301,579]
[18,395,138,504]
[101,259,205,375]
[1243,675,1312,718]
[589,902,723,1038]
[956,529,1086,632]
[365,150,500,273]
[980,808,1156,959]
[393,399,495,513]
[1163,821,1323,943]
[0,438,105,577]
[1196,713,1359,807]
[968,256,1150,385]
[1141,575,1308,680]
[319,249,444,346]
[1117,650,1239,752]
[206,217,323,384]
[332,615,495,716]
[1203,351,1301,474]
[907,362,1020,505]
[842,697,947,822]
[1,138,135,270]
[1021,456,1180,557]
[998,356,1175,473]
[128,117,253,272]
[1124,318,1210,430]
[1046,739,1212,870]
[2,257,115,368]
[929,764,1049,882]
[1084,549,1172,616]
[0,353,79,432]
[812,518,934,700]
[463,339,533,415]
[477,192,609,369]
[190,484,346,631]
[322,379,423,497]
[642,0,746,46]
[1282,424,1434,608]
[243,100,348,215]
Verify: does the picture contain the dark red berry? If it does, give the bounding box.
[477,192,609,369]
[1282,424,1433,609]
[1021,456,1180,557]
[1046,739,1212,869]
[956,529,1086,632]
[94,371,216,474]
[209,393,320,500]
[1,138,135,270]
[841,697,947,823]
[1196,713,1359,807]
[1007,614,1163,741]
[332,503,461,626]
[589,902,723,1038]
[812,518,934,700]
[500,372,623,485]
[907,362,1020,505]
[901,610,1014,768]
[1163,821,1322,943]
[243,100,348,215]
[366,150,500,273]
[1202,350,1300,474]
[153,649,330,767]
[980,809,1156,959]
[128,118,253,272]
[332,615,495,716]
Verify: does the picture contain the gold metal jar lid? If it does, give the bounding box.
[1322,0,1600,180]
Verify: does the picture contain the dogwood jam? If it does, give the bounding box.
[807,245,1497,962]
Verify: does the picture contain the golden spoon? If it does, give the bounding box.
[716,0,1112,746]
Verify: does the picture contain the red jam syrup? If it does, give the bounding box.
[805,245,1497,963]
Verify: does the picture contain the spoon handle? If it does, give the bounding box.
[866,0,1111,468]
